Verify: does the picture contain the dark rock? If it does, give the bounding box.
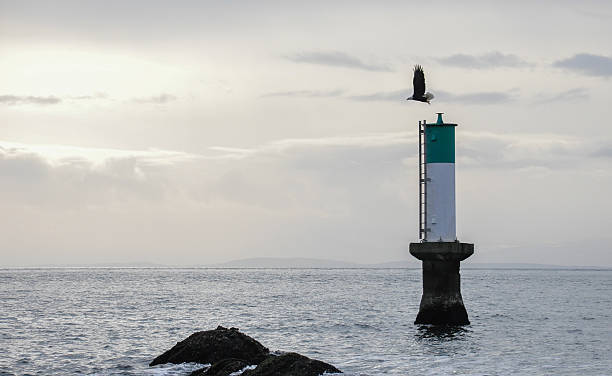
[150,326,342,376]
[189,367,209,376]
[242,352,341,376]
[188,358,250,376]
[150,326,269,366]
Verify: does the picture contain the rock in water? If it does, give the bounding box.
[242,352,341,376]
[149,326,269,366]
[189,358,250,376]
[150,327,342,375]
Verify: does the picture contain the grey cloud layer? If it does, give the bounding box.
[348,89,410,102]
[553,53,612,77]
[3,131,611,266]
[435,52,531,69]
[347,89,514,105]
[0,95,62,105]
[261,89,344,98]
[132,93,177,104]
[435,90,515,105]
[0,93,108,105]
[2,131,609,210]
[262,86,514,105]
[1,93,178,106]
[284,51,393,72]
[534,88,589,104]
[71,92,108,100]
[221,131,612,172]
[0,143,200,208]
[281,87,585,105]
[457,132,611,169]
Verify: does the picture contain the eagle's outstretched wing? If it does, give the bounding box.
[412,65,426,98]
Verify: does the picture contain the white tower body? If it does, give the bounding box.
[426,163,456,241]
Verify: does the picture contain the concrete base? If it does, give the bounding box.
[409,242,474,325]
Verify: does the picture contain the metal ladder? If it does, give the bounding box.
[418,120,429,241]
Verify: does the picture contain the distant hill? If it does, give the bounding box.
[462,262,611,270]
[15,261,166,268]
[6,258,610,269]
[205,257,611,270]
[206,257,419,268]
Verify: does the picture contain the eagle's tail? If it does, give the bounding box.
[425,92,434,101]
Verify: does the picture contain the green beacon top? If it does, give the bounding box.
[425,113,457,164]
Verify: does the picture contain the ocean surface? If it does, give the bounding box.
[1,268,611,375]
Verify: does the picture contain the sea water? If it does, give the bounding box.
[1,268,611,375]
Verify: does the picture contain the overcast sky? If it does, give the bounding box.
[2,0,612,266]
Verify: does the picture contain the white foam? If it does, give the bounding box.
[229,364,257,376]
[145,362,209,376]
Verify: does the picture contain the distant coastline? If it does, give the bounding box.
[3,257,611,270]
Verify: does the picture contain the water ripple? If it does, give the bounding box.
[1,268,611,375]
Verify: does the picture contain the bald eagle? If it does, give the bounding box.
[407,65,434,104]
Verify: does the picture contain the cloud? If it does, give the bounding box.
[0,141,203,210]
[0,93,110,106]
[260,89,344,98]
[132,93,177,104]
[2,132,611,266]
[348,89,513,104]
[0,147,49,183]
[0,141,199,167]
[456,131,610,169]
[0,95,62,105]
[207,131,612,173]
[590,143,612,158]
[533,88,589,104]
[0,134,416,218]
[435,51,531,69]
[436,90,515,105]
[284,51,393,72]
[2,132,608,212]
[70,92,109,100]
[574,8,612,20]
[348,89,410,102]
[209,132,414,160]
[0,92,180,106]
[553,53,612,77]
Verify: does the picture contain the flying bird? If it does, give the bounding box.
[407,65,434,104]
